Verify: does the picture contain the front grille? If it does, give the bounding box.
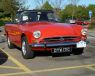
[42,36,81,43]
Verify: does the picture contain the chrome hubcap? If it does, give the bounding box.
[22,41,26,55]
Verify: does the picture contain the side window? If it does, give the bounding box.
[15,13,21,23]
[39,12,48,21]
[22,12,38,22]
[28,12,37,22]
[22,12,29,22]
[48,13,54,20]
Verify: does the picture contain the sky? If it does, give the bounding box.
[25,0,95,10]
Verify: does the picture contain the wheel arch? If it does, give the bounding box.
[21,33,30,44]
[21,33,26,39]
[21,32,33,45]
[5,31,8,37]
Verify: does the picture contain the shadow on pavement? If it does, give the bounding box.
[0,50,8,65]
[35,51,70,58]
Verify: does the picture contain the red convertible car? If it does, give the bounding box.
[5,10,87,59]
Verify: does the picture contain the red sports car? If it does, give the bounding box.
[5,10,87,59]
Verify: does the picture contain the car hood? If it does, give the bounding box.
[24,22,82,39]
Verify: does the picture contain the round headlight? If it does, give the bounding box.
[81,28,87,35]
[33,31,41,38]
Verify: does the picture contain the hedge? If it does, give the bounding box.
[0,21,5,27]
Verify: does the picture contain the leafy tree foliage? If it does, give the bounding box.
[87,4,95,17]
[0,0,26,20]
[76,6,88,20]
[42,1,53,10]
[60,4,94,22]
[2,0,19,20]
[35,0,49,9]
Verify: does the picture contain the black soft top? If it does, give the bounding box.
[17,10,54,14]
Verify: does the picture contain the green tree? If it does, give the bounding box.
[87,4,95,17]
[69,0,80,19]
[35,0,49,9]
[2,0,20,20]
[60,5,77,22]
[76,6,88,20]
[42,1,53,10]
[50,0,64,9]
[0,0,4,17]
[60,4,89,22]
[0,0,27,20]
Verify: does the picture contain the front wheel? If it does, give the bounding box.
[21,37,34,59]
[72,48,84,55]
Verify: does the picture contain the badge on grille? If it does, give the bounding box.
[60,37,64,41]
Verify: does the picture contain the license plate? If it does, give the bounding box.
[52,47,71,53]
[77,41,86,48]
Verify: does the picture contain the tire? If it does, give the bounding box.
[21,37,34,59]
[7,37,15,49]
[72,48,84,55]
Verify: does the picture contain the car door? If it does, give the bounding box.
[14,12,30,46]
[11,13,22,46]
[7,23,16,43]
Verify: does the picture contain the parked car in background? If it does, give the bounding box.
[5,10,87,59]
[75,20,90,25]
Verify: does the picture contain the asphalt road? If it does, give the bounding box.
[0,27,95,76]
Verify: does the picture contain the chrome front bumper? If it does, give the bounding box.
[29,42,77,48]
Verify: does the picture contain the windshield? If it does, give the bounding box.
[23,12,59,22]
